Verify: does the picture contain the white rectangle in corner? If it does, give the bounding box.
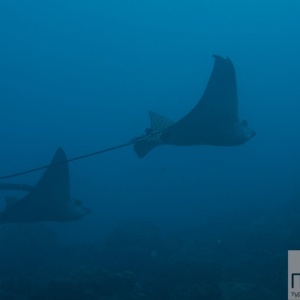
[289,251,300,300]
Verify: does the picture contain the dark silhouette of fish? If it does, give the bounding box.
[0,148,90,224]
[133,55,256,158]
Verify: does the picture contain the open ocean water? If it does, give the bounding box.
[0,1,299,299]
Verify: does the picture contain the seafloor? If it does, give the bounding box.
[0,202,293,300]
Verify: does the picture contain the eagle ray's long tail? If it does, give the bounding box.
[0,130,162,180]
[0,111,174,179]
[0,142,133,180]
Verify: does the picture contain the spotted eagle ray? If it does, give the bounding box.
[133,55,256,157]
[0,148,90,223]
[0,55,255,179]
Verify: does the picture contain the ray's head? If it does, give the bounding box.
[65,199,91,221]
[233,119,256,145]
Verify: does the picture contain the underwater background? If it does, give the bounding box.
[0,0,299,299]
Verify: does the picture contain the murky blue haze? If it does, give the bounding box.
[0,1,299,299]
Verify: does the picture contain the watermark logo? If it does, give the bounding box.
[289,251,300,299]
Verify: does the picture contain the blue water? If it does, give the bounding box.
[0,1,299,299]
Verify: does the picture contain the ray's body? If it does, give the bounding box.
[134,55,256,157]
[0,148,90,224]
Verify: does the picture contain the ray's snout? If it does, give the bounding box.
[250,130,256,138]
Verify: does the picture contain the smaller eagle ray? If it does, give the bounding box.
[0,148,90,224]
